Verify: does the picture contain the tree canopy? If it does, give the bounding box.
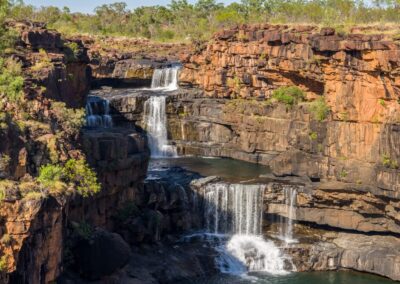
[5,0,400,41]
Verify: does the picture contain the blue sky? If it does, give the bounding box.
[24,0,238,13]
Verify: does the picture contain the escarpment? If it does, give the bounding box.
[0,23,202,284]
[1,21,400,283]
[176,24,400,234]
[100,24,400,237]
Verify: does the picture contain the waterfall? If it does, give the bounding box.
[143,96,177,157]
[203,183,263,235]
[151,65,180,91]
[279,186,298,244]
[86,96,113,128]
[199,183,288,275]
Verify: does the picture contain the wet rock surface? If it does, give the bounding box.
[283,227,400,281]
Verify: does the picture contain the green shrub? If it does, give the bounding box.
[38,164,63,188]
[0,58,24,102]
[0,234,11,246]
[382,154,399,169]
[64,41,79,62]
[339,169,348,178]
[0,154,10,172]
[30,49,52,71]
[272,86,305,106]
[309,131,318,140]
[51,102,85,137]
[23,191,46,200]
[0,255,7,272]
[38,159,100,197]
[309,97,330,121]
[63,159,101,197]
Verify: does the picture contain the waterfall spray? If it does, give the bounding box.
[199,183,289,275]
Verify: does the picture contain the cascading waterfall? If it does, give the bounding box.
[86,96,113,128]
[143,65,181,157]
[199,183,288,275]
[279,186,298,244]
[151,65,180,90]
[144,96,177,157]
[203,183,263,235]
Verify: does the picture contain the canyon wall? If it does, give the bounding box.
[0,23,199,284]
[105,22,400,236]
[175,24,400,234]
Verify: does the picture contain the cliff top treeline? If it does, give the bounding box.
[7,0,400,42]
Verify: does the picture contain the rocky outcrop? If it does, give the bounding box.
[98,82,400,237]
[78,36,189,87]
[9,20,92,108]
[0,127,150,283]
[177,29,400,236]
[286,230,400,281]
[180,24,400,109]
[178,24,400,190]
[1,197,64,284]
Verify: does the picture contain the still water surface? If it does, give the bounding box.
[176,271,397,284]
[151,157,397,284]
[149,156,270,182]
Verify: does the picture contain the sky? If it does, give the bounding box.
[24,0,238,13]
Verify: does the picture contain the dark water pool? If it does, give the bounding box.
[176,271,397,284]
[148,156,270,183]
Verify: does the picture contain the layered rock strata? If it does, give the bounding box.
[78,36,189,87]
[99,77,400,236]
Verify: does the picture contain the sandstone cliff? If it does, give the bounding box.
[102,22,400,236]
[173,24,400,234]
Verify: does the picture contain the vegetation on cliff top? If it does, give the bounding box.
[0,2,98,204]
[6,0,400,42]
[38,159,101,197]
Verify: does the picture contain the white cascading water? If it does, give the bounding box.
[151,65,180,91]
[143,66,181,157]
[144,96,177,157]
[279,186,298,244]
[200,183,288,275]
[86,96,113,128]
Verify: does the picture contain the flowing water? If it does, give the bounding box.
[143,96,177,157]
[278,186,298,244]
[143,66,181,157]
[85,96,113,127]
[103,66,390,283]
[195,183,289,276]
[151,65,180,91]
[202,183,264,235]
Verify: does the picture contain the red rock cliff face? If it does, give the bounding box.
[173,25,400,234]
[179,24,400,189]
[180,24,400,123]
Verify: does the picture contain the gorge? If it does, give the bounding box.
[0,19,399,284]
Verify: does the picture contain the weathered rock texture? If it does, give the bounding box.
[78,36,189,87]
[286,230,400,281]
[101,71,399,236]
[177,25,400,237]
[0,127,150,283]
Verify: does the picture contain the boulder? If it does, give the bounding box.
[72,229,131,280]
